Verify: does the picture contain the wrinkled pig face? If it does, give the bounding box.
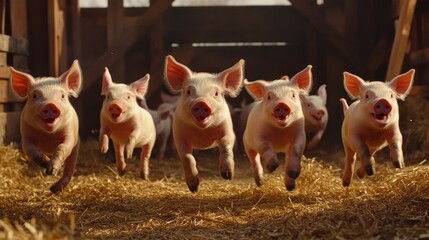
[29,80,71,132]
[301,95,327,126]
[103,84,135,123]
[261,82,301,128]
[181,74,226,128]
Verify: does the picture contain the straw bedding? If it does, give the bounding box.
[1,96,429,239]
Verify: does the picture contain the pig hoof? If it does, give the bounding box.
[221,171,233,180]
[365,165,375,176]
[287,170,300,179]
[265,158,279,173]
[187,176,200,193]
[140,173,149,180]
[356,167,365,178]
[393,161,403,169]
[254,176,262,187]
[286,183,295,191]
[118,168,126,176]
[342,179,350,187]
[49,184,64,194]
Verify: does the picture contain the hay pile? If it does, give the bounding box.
[1,139,429,239]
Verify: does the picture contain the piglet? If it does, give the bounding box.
[140,99,175,159]
[300,84,328,149]
[243,66,313,191]
[340,69,414,187]
[99,68,156,179]
[10,60,82,193]
[164,55,244,193]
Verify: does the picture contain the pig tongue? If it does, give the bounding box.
[372,113,389,124]
[111,113,121,120]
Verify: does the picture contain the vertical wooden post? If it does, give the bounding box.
[48,0,68,76]
[148,0,165,103]
[70,0,81,62]
[107,0,124,82]
[0,0,6,34]
[386,0,416,81]
[10,0,28,69]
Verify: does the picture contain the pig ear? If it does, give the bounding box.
[131,74,150,99]
[388,69,415,100]
[280,75,290,81]
[164,55,192,92]
[317,84,327,105]
[290,65,313,93]
[10,67,35,98]
[60,60,82,98]
[343,72,366,99]
[244,79,267,100]
[101,67,114,95]
[217,59,245,97]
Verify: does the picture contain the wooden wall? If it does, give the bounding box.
[18,0,429,150]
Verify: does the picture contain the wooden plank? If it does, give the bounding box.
[0,102,23,112]
[0,79,21,103]
[48,0,67,77]
[0,51,6,66]
[0,111,21,145]
[163,6,305,44]
[11,55,28,69]
[386,0,416,81]
[10,0,28,38]
[409,48,429,66]
[289,0,364,73]
[70,0,81,61]
[0,0,5,34]
[0,34,29,55]
[82,0,173,93]
[107,0,125,82]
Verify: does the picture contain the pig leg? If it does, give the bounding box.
[46,138,75,176]
[258,142,279,173]
[22,139,49,168]
[342,145,357,187]
[355,142,375,177]
[284,143,304,191]
[50,139,79,193]
[157,133,168,160]
[113,143,127,176]
[218,136,235,180]
[388,133,405,169]
[125,131,138,159]
[176,141,199,192]
[307,129,325,149]
[139,143,153,180]
[99,128,110,153]
[245,148,263,186]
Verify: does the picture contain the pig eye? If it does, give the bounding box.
[292,93,296,98]
[214,90,219,97]
[187,90,191,95]
[267,95,271,100]
[32,93,37,99]
[61,93,65,99]
[365,94,369,99]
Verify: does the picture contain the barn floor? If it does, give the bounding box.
[1,139,429,239]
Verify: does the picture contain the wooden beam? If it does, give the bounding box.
[82,0,173,93]
[386,0,416,81]
[0,0,5,34]
[0,34,29,55]
[289,0,364,73]
[70,0,82,61]
[48,0,68,76]
[10,0,28,38]
[107,0,125,82]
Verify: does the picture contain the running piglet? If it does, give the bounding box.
[243,65,313,191]
[164,55,244,193]
[99,68,156,179]
[340,69,414,187]
[10,60,82,193]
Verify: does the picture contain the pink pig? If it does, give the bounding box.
[300,84,328,149]
[140,99,175,160]
[164,55,244,193]
[243,66,313,191]
[99,68,156,179]
[340,69,414,187]
[10,60,82,193]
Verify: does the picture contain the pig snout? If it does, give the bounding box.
[272,103,291,126]
[312,110,325,121]
[191,101,212,127]
[109,102,124,121]
[40,103,61,127]
[371,99,392,125]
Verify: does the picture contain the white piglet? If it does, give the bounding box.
[340,69,414,187]
[243,65,313,191]
[99,68,156,179]
[164,55,244,193]
[10,60,82,193]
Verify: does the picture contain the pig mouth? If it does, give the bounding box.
[110,112,123,121]
[272,113,290,126]
[41,117,59,128]
[193,115,212,128]
[371,113,389,125]
[312,114,322,122]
